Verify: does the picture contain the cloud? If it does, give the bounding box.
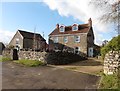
[0,29,15,45]
[42,0,116,45]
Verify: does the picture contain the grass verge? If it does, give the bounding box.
[99,73,120,89]
[0,57,12,62]
[13,59,45,67]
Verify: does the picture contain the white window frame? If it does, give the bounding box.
[64,36,68,43]
[72,24,78,31]
[74,35,80,43]
[54,37,58,43]
[59,25,65,32]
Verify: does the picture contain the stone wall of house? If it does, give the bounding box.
[104,51,120,75]
[49,33,88,56]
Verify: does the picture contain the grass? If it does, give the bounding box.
[0,57,12,62]
[100,74,118,89]
[14,59,45,67]
[66,67,79,70]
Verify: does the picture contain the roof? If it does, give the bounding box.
[18,30,46,41]
[49,24,90,36]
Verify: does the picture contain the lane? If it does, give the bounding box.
[2,61,101,89]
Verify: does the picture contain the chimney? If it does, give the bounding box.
[88,18,92,27]
[56,23,59,29]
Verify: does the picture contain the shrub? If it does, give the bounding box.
[45,51,87,65]
[14,59,44,67]
[101,35,120,58]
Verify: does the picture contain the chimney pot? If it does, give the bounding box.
[88,18,92,27]
[56,24,59,29]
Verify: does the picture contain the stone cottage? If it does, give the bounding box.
[49,18,95,57]
[9,30,47,51]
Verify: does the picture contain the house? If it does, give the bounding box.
[49,18,94,57]
[0,42,5,55]
[9,30,47,51]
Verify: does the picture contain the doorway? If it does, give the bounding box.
[88,47,93,57]
[13,49,18,60]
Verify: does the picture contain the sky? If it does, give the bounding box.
[0,0,118,45]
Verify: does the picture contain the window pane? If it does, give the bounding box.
[72,25,78,31]
[74,36,80,42]
[54,37,58,43]
[64,36,68,43]
[60,26,64,32]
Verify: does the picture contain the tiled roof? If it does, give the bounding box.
[49,24,90,35]
[18,30,46,41]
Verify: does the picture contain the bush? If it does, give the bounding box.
[45,51,87,65]
[101,35,120,58]
[14,59,44,67]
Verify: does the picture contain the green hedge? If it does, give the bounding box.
[101,35,120,58]
[45,51,87,65]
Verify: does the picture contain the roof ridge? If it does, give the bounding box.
[18,30,40,35]
[60,23,89,27]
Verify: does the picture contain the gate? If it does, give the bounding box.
[13,49,18,60]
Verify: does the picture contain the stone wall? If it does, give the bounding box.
[104,51,120,75]
[2,49,47,62]
[2,49,13,59]
[18,51,47,62]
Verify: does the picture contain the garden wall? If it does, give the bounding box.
[18,51,47,62]
[3,49,86,65]
[3,49,47,62]
[104,51,120,75]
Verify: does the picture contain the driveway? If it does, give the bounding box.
[56,58,103,75]
[2,61,101,89]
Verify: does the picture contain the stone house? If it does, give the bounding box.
[9,30,47,51]
[0,42,5,55]
[49,18,94,57]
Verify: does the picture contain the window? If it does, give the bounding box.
[16,38,19,45]
[74,47,80,54]
[74,35,80,42]
[64,36,68,43]
[72,24,78,31]
[54,37,58,43]
[60,25,65,32]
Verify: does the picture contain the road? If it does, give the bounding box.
[2,61,101,89]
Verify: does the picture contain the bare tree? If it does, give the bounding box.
[90,0,120,34]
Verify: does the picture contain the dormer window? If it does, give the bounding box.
[60,25,65,32]
[72,24,78,31]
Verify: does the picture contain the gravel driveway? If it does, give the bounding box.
[2,61,101,89]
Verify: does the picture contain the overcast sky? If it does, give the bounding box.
[0,0,117,45]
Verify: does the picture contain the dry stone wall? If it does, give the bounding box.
[2,49,13,59]
[2,49,47,62]
[104,51,120,75]
[18,51,47,62]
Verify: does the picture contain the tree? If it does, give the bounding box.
[101,35,120,58]
[90,0,120,34]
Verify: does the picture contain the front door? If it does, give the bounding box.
[88,47,93,57]
[13,49,18,60]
